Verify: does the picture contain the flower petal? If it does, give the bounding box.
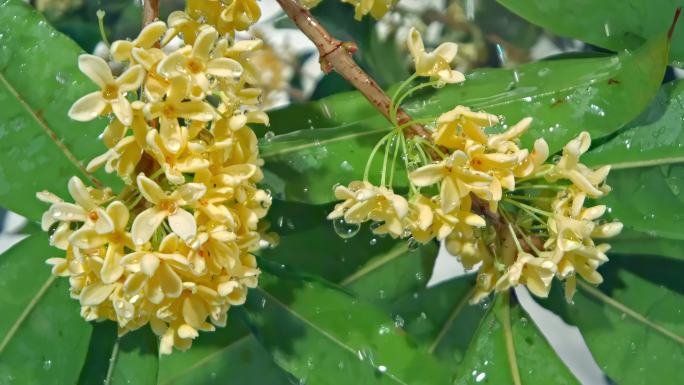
[80,282,116,305]
[101,245,125,284]
[206,58,243,77]
[137,174,166,204]
[168,208,197,242]
[131,207,167,245]
[69,227,108,249]
[107,201,130,231]
[141,253,160,276]
[135,20,167,48]
[68,92,107,122]
[410,163,446,187]
[159,262,183,298]
[192,26,218,61]
[78,54,114,88]
[116,64,145,92]
[111,93,134,126]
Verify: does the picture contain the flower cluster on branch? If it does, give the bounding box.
[38,0,273,354]
[329,28,623,304]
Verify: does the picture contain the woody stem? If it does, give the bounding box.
[143,0,160,27]
[275,0,431,139]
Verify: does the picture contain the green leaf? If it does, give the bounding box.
[585,80,684,169]
[609,228,684,261]
[455,293,580,385]
[157,315,291,385]
[390,276,579,384]
[262,32,669,205]
[541,255,684,385]
[582,80,684,242]
[78,323,159,385]
[0,0,118,222]
[244,272,454,385]
[0,233,92,384]
[496,0,684,66]
[389,275,484,366]
[158,201,438,385]
[599,164,684,240]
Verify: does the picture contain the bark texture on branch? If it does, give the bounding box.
[143,0,160,27]
[275,0,431,139]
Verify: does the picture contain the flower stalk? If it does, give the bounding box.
[275,0,432,139]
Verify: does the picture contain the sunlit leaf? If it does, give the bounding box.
[541,256,684,385]
[262,33,669,205]
[77,323,158,385]
[585,80,684,169]
[0,233,92,384]
[454,293,580,384]
[497,0,684,66]
[244,272,454,385]
[0,0,119,222]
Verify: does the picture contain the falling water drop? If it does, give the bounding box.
[332,218,360,239]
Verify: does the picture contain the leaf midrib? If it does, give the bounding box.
[256,287,410,385]
[161,242,416,380]
[0,71,100,187]
[577,280,684,345]
[0,275,57,354]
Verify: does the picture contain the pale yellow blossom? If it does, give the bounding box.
[407,27,465,84]
[69,54,144,126]
[131,174,206,245]
[111,21,167,63]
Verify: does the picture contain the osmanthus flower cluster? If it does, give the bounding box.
[329,28,623,304]
[37,1,273,354]
[301,0,397,20]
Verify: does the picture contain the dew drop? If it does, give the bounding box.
[332,218,360,239]
[340,160,354,171]
[42,359,52,370]
[263,131,275,142]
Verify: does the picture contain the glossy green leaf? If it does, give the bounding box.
[496,0,684,66]
[0,0,118,222]
[585,80,684,169]
[389,275,485,366]
[609,228,684,261]
[157,315,291,385]
[158,201,438,385]
[599,164,684,240]
[541,256,684,385]
[0,233,92,385]
[78,323,158,385]
[455,293,580,385]
[580,80,684,243]
[244,272,454,385]
[390,276,579,384]
[262,33,669,205]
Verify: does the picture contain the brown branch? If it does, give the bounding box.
[275,0,431,139]
[143,0,160,27]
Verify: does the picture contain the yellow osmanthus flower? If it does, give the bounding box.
[41,6,273,354]
[328,181,409,238]
[410,151,500,213]
[407,27,465,84]
[131,174,206,245]
[68,55,144,126]
[341,0,396,20]
[110,21,167,64]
